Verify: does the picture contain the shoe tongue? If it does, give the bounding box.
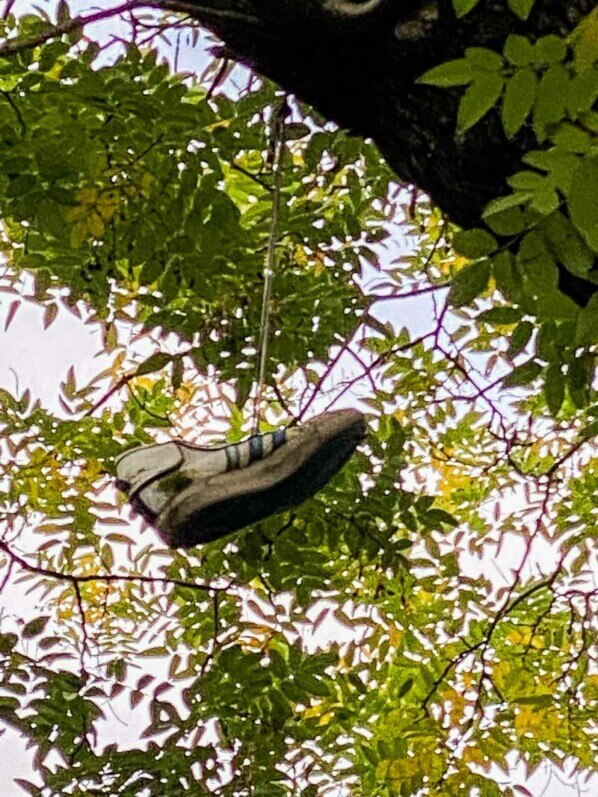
[116,442,183,497]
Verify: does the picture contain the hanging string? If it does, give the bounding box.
[252,98,288,435]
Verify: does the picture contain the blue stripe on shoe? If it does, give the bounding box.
[226,429,286,471]
[272,428,286,450]
[226,444,240,471]
[249,435,263,464]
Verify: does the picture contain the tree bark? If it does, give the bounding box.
[181,0,597,305]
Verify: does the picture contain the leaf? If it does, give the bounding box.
[484,203,525,235]
[136,352,172,376]
[533,65,569,140]
[508,321,534,357]
[566,67,598,118]
[477,307,521,325]
[503,34,535,66]
[449,260,491,307]
[171,357,184,390]
[575,294,598,345]
[503,360,542,387]
[569,155,598,251]
[507,0,536,22]
[284,123,310,140]
[465,48,504,72]
[424,509,459,527]
[513,786,534,797]
[4,300,20,331]
[13,781,38,796]
[452,0,482,16]
[544,364,564,416]
[568,354,593,407]
[57,1,71,24]
[572,7,598,72]
[22,616,50,639]
[453,229,497,258]
[457,73,504,132]
[542,211,594,278]
[534,35,567,66]
[501,68,538,138]
[43,303,58,329]
[398,678,414,698]
[418,59,473,87]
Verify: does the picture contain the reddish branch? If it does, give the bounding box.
[0,1,146,57]
[0,0,258,59]
[0,539,231,593]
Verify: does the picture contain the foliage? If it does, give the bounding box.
[0,3,596,796]
[420,6,598,418]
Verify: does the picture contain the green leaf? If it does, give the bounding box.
[501,68,538,138]
[568,354,593,407]
[449,260,491,307]
[533,65,569,140]
[566,68,598,118]
[453,229,497,258]
[575,294,598,345]
[493,250,523,302]
[22,616,50,639]
[424,509,459,527]
[552,123,592,154]
[136,352,173,376]
[569,155,598,252]
[285,123,311,140]
[418,59,473,87]
[503,34,535,66]
[503,360,542,387]
[452,0,482,16]
[457,74,504,132]
[398,678,414,698]
[477,307,521,325]
[507,0,536,21]
[508,321,534,357]
[534,35,567,66]
[465,48,504,72]
[544,364,565,416]
[171,357,184,390]
[572,7,598,72]
[484,203,525,235]
[518,231,559,290]
[542,212,594,279]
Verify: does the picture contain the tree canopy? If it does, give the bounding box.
[0,1,596,795]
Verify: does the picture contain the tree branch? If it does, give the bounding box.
[0,539,231,593]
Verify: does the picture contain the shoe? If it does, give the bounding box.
[115,408,366,548]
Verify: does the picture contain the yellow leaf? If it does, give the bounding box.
[574,8,598,72]
[71,221,88,247]
[140,173,155,197]
[76,187,98,204]
[87,211,105,239]
[45,63,63,81]
[66,205,87,222]
[97,191,120,221]
[317,711,334,726]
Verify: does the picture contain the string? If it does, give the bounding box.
[252,99,287,435]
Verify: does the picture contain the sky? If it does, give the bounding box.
[0,2,596,796]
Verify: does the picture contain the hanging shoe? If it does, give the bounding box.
[115,408,366,548]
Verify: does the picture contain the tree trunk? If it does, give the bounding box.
[182,0,597,305]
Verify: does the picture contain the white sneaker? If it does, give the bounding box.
[115,409,366,547]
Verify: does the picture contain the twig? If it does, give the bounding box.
[73,580,90,681]
[0,539,231,593]
[0,1,145,57]
[84,373,134,417]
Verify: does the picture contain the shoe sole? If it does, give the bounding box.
[156,409,366,548]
